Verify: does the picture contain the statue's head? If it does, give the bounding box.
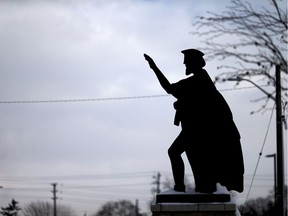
[181,49,206,75]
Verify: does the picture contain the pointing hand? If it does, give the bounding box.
[144,53,157,69]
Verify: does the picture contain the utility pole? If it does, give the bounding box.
[227,64,286,215]
[265,153,277,207]
[135,199,139,216]
[153,172,161,194]
[51,183,58,216]
[275,65,285,216]
[156,172,161,194]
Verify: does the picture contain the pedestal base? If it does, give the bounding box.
[151,191,237,216]
[151,202,237,216]
[156,193,231,203]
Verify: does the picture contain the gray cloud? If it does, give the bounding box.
[0,0,280,214]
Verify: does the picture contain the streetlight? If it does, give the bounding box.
[226,65,285,216]
[226,77,276,101]
[266,153,277,206]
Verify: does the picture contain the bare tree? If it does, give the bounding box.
[92,200,140,216]
[21,201,76,216]
[239,196,275,216]
[161,176,194,192]
[238,186,287,216]
[0,199,21,216]
[192,0,287,98]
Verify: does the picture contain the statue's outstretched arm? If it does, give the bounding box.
[144,54,172,94]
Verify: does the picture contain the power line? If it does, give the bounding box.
[245,103,276,203]
[0,85,272,104]
[0,171,155,182]
[0,94,169,104]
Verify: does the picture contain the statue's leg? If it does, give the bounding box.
[168,131,186,192]
[186,140,217,193]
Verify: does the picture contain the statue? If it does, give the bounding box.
[144,49,244,193]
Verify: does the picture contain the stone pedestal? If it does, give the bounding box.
[156,193,231,203]
[151,191,238,216]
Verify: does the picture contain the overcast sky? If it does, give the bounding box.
[0,0,286,215]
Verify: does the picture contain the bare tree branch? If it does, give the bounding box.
[191,0,287,94]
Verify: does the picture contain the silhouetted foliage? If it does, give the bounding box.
[0,199,21,216]
[92,200,141,216]
[239,196,275,216]
[192,0,287,106]
[238,186,287,216]
[21,201,76,216]
[161,176,194,192]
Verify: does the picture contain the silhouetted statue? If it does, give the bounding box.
[144,49,244,193]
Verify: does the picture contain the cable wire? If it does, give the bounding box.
[0,94,170,104]
[0,85,272,104]
[245,103,276,203]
